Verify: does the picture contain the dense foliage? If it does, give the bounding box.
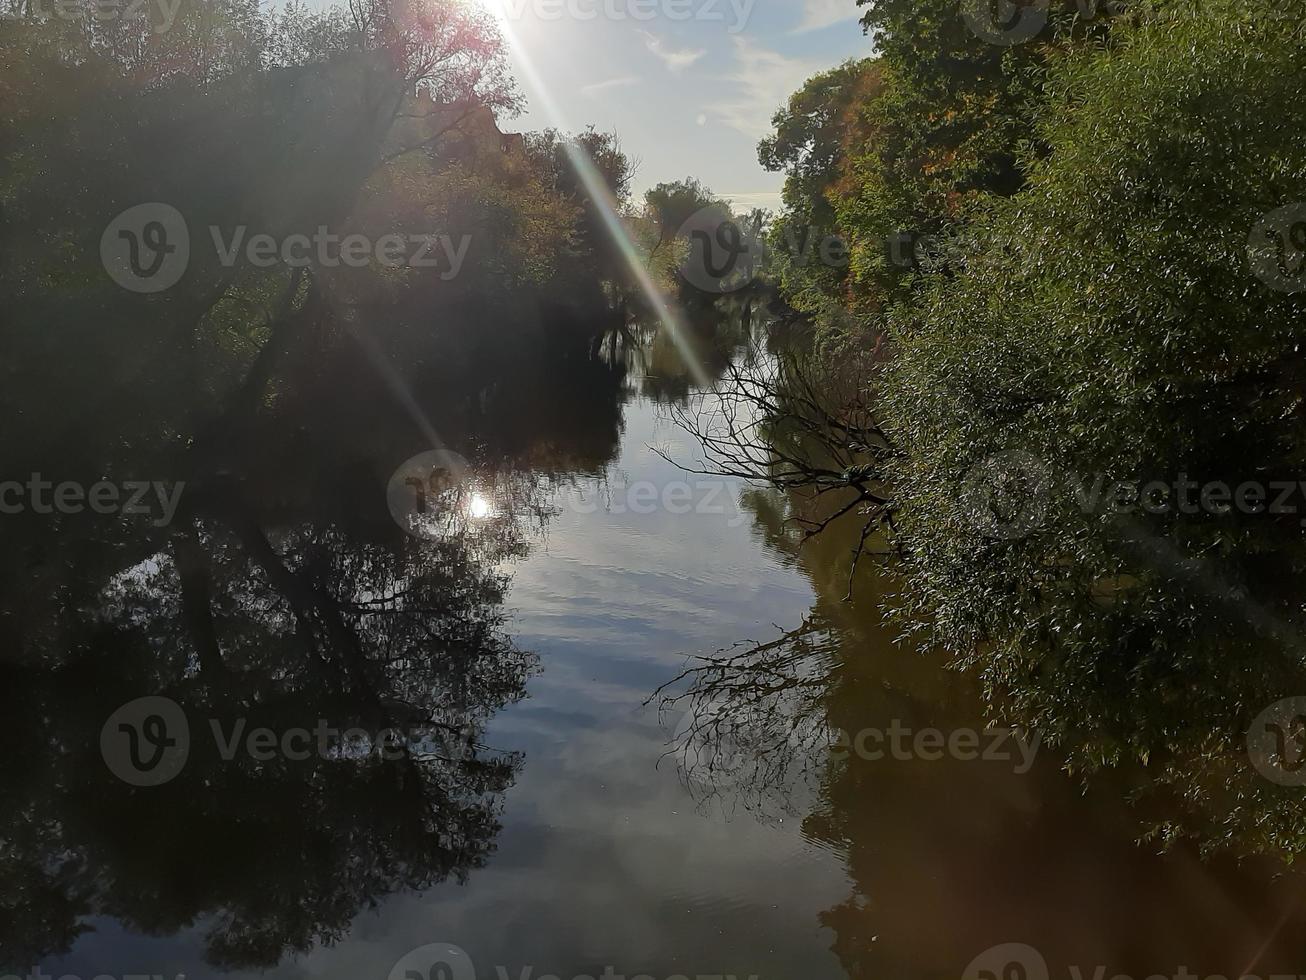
[0,0,638,475]
[760,0,1306,857]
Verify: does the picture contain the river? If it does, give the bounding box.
[13,328,1306,980]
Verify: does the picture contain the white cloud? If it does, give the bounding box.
[704,36,824,139]
[722,190,784,212]
[639,30,707,73]
[581,75,640,96]
[794,0,863,33]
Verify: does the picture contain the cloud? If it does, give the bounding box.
[794,0,863,33]
[722,191,784,212]
[704,37,824,139]
[581,75,640,96]
[639,30,707,73]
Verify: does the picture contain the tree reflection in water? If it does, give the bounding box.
[656,475,1306,978]
[0,335,630,969]
[0,491,534,969]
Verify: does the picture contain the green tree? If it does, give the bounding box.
[759,59,877,334]
[882,0,1306,857]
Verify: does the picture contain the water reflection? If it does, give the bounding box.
[663,477,1306,979]
[0,491,538,968]
[9,319,1306,978]
[0,332,631,970]
[620,297,775,406]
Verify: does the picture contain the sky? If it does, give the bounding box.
[482,0,873,212]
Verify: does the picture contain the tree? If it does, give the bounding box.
[881,0,1306,858]
[759,59,878,334]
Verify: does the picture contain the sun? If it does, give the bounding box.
[467,492,494,520]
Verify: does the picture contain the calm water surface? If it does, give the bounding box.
[20,344,1306,980]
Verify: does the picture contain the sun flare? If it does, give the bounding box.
[467,492,494,520]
